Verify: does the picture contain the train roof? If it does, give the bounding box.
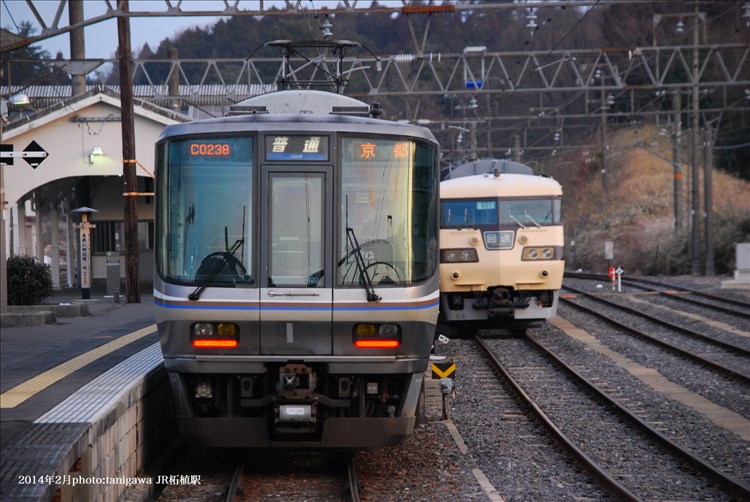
[445,158,533,179]
[157,90,437,144]
[441,172,562,199]
[230,89,372,116]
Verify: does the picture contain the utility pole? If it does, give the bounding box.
[168,47,180,112]
[600,83,608,192]
[671,91,682,232]
[470,122,477,161]
[704,126,714,276]
[690,3,701,276]
[1,126,7,309]
[117,0,140,303]
[69,0,86,97]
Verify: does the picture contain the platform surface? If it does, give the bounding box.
[1,286,158,501]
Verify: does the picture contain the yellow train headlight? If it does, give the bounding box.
[441,248,479,263]
[522,246,562,261]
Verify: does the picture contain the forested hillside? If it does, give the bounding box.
[120,1,748,181]
[125,1,750,274]
[4,1,747,274]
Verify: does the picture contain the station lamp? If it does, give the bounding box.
[88,146,104,164]
[9,93,30,105]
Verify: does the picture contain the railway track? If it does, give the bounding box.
[442,336,617,501]
[565,271,750,318]
[474,333,750,500]
[560,284,750,384]
[151,270,748,500]
[157,449,360,501]
[228,452,360,501]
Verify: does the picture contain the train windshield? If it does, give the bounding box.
[442,197,561,228]
[156,136,253,285]
[339,137,438,286]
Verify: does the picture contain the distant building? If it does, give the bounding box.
[1,87,188,289]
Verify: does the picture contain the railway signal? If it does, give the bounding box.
[609,266,624,292]
[432,359,457,420]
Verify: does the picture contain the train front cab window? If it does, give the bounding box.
[339,137,438,287]
[442,199,498,227]
[157,136,254,285]
[499,198,560,226]
[441,197,561,229]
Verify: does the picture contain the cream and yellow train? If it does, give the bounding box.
[438,159,564,336]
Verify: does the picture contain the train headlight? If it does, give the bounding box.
[353,323,401,348]
[441,248,479,263]
[522,246,562,261]
[217,323,237,337]
[194,322,214,337]
[191,322,239,348]
[355,323,376,337]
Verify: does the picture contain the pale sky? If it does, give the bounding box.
[1,0,334,59]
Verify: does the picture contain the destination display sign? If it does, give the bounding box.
[484,230,515,250]
[343,138,413,164]
[265,135,329,161]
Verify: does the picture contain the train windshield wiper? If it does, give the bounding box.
[345,228,381,302]
[525,213,541,228]
[189,237,245,301]
[509,214,527,229]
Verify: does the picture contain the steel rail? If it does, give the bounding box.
[519,334,750,498]
[347,454,361,502]
[226,463,245,502]
[562,283,750,357]
[565,271,750,313]
[559,294,750,384]
[474,335,642,502]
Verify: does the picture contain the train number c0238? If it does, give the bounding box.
[189,142,231,157]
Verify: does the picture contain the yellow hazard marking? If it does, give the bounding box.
[0,325,156,409]
[431,362,456,379]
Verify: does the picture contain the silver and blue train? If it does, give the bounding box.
[154,90,440,449]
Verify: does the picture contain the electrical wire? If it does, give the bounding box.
[713,141,750,150]
[1,0,21,34]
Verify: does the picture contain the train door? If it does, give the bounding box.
[259,166,334,355]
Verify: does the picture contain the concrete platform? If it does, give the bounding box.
[1,286,168,502]
[1,293,104,328]
[1,344,172,502]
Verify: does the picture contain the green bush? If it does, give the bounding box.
[6,255,54,305]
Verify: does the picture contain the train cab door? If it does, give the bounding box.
[259,166,334,355]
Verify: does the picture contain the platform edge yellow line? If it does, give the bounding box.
[0,324,157,409]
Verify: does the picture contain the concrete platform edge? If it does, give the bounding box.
[1,355,175,502]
